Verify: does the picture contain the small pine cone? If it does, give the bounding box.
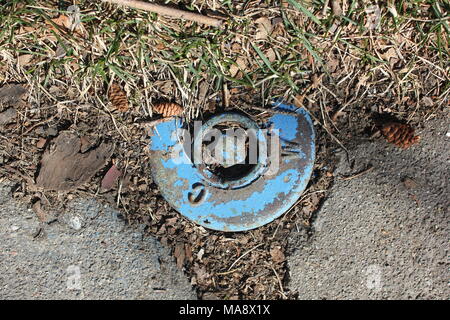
[153,102,183,117]
[381,122,420,149]
[108,83,129,112]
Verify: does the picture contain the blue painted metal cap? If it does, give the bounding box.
[148,102,315,232]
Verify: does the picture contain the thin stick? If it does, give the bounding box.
[100,0,223,27]
[322,0,330,16]
[22,115,57,136]
[227,244,263,271]
[339,166,374,181]
[269,265,288,299]
[216,268,240,276]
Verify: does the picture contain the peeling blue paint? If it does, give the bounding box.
[148,103,315,232]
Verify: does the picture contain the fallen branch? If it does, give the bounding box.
[100,0,224,27]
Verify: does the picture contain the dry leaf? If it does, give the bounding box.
[197,248,205,261]
[381,47,398,67]
[32,201,50,223]
[46,10,84,37]
[294,94,305,108]
[421,97,434,107]
[165,217,178,226]
[402,177,419,189]
[193,263,210,284]
[270,246,285,263]
[326,56,340,73]
[331,0,343,16]
[271,17,286,38]
[230,64,239,78]
[18,54,33,67]
[18,26,35,35]
[230,57,248,77]
[36,138,47,149]
[331,110,346,122]
[101,164,122,191]
[80,136,94,153]
[356,74,370,88]
[185,243,193,263]
[202,292,220,300]
[265,48,276,63]
[236,57,248,70]
[255,17,273,40]
[387,0,398,17]
[47,15,71,30]
[57,15,72,29]
[0,83,28,106]
[197,81,209,102]
[311,73,322,89]
[231,42,242,52]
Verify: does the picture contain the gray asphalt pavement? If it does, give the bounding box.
[288,113,449,299]
[0,184,195,299]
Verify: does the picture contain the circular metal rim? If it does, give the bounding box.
[148,103,316,232]
[193,112,268,190]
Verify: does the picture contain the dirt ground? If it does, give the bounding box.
[0,1,448,299]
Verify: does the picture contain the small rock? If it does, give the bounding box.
[67,215,83,230]
[197,248,205,261]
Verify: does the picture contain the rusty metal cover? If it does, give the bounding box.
[148,102,315,232]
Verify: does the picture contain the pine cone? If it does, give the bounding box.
[381,122,420,149]
[108,83,129,112]
[153,102,183,117]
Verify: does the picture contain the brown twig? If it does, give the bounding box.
[100,0,224,27]
[269,264,288,299]
[216,268,241,276]
[21,115,57,136]
[339,166,374,181]
[227,244,263,271]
